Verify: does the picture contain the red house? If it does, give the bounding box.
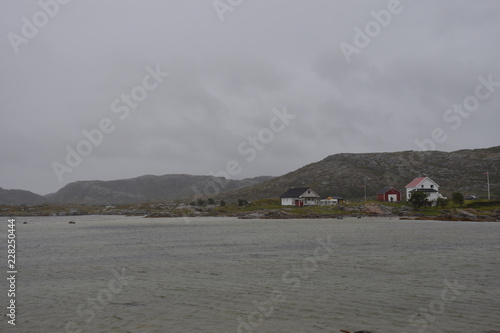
[376,187,401,202]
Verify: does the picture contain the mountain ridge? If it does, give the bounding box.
[2,146,498,205]
[44,174,273,205]
[214,146,500,202]
[0,187,48,206]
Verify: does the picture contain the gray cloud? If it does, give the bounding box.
[1,0,499,195]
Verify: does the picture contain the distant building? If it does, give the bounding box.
[405,177,445,205]
[319,196,345,205]
[280,188,320,207]
[376,187,401,202]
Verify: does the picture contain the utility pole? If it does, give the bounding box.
[486,171,491,200]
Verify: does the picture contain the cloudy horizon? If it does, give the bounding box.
[1,0,499,195]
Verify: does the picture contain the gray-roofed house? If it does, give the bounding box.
[280,187,320,207]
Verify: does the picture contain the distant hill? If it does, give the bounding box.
[3,146,499,206]
[215,146,500,202]
[45,174,273,205]
[0,187,48,206]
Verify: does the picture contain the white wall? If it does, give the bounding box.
[281,198,295,206]
[406,178,440,199]
[304,197,318,206]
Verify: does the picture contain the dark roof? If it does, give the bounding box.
[280,187,312,198]
[376,187,400,194]
[331,196,344,200]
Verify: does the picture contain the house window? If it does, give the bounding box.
[421,185,424,188]
[430,185,434,189]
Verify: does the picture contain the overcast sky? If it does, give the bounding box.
[1,0,499,195]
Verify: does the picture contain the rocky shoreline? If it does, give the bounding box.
[145,204,500,222]
[2,203,499,222]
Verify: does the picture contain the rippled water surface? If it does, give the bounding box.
[7,216,500,332]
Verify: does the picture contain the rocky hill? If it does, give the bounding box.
[45,174,273,205]
[0,187,49,206]
[2,146,498,206]
[215,146,500,202]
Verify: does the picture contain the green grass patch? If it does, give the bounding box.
[464,200,500,209]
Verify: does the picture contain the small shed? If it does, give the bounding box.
[319,196,345,205]
[376,187,401,202]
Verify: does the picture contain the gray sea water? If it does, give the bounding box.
[3,216,500,333]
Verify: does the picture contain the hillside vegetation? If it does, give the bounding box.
[215,146,500,202]
[46,175,273,205]
[0,187,47,205]
[1,146,498,206]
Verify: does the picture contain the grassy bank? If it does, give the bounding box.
[1,199,499,221]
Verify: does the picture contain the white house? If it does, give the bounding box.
[405,177,445,204]
[280,188,320,206]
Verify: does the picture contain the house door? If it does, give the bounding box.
[295,199,304,207]
[388,194,397,202]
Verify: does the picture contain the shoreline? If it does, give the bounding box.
[0,202,500,222]
[4,210,500,222]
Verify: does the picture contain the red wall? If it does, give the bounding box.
[377,189,401,202]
